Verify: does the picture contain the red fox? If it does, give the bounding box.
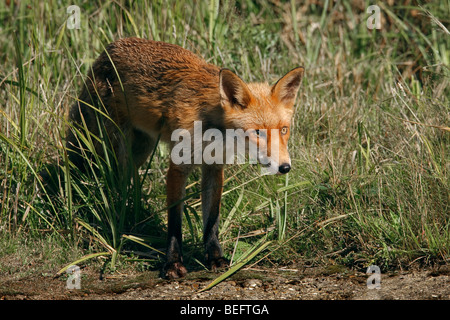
[66,37,304,279]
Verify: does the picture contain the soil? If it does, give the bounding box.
[1,265,449,300]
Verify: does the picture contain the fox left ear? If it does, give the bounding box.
[219,68,252,109]
[271,67,304,107]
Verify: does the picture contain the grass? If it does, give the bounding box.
[1,0,449,285]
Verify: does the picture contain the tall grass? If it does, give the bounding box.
[1,0,448,278]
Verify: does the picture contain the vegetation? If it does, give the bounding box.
[1,0,448,282]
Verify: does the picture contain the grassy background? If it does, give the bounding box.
[0,0,449,277]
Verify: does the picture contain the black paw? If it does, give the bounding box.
[163,261,188,279]
[209,257,229,272]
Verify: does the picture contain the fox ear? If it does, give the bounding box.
[271,67,304,107]
[219,69,252,108]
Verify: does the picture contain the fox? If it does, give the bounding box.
[65,37,304,279]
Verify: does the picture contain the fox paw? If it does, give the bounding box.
[163,261,187,279]
[209,257,229,272]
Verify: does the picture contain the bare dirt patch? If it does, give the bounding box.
[1,265,449,300]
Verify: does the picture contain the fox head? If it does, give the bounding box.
[219,67,304,175]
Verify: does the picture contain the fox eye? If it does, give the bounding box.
[281,126,288,135]
[253,129,266,138]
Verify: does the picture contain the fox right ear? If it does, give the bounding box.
[219,69,252,108]
[271,67,304,108]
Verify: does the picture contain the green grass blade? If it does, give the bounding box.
[122,234,165,255]
[56,251,111,276]
[198,240,272,293]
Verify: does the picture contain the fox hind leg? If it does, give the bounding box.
[130,128,157,168]
[163,162,192,279]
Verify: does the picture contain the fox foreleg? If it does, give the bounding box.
[201,164,229,271]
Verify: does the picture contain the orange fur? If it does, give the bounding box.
[67,37,304,279]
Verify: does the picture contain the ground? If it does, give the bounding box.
[1,265,449,300]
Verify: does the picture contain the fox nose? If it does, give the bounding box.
[278,164,291,174]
